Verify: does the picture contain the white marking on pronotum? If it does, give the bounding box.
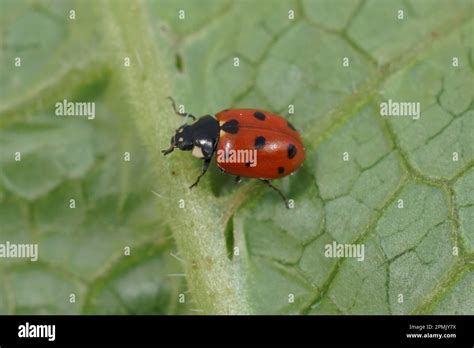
[192,146,205,158]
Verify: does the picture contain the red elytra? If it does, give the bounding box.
[215,109,305,179]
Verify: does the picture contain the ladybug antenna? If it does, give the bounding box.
[162,134,177,156]
[167,96,196,121]
[162,145,174,156]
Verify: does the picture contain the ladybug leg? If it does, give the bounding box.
[167,96,196,121]
[260,179,289,209]
[235,176,242,183]
[189,157,211,189]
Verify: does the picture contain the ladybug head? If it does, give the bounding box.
[162,115,220,160]
[162,125,194,155]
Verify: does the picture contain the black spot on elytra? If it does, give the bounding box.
[245,162,252,167]
[253,111,266,121]
[288,144,297,159]
[287,121,296,131]
[255,136,266,149]
[221,119,239,134]
[278,166,285,174]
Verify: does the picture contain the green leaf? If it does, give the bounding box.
[0,0,472,315]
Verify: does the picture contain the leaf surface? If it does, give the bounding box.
[0,0,472,314]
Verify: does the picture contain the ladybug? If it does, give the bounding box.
[162,97,305,207]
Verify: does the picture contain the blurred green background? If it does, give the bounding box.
[0,0,473,314]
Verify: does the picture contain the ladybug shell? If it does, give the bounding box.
[215,109,305,179]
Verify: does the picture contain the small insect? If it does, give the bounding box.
[162,97,305,208]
